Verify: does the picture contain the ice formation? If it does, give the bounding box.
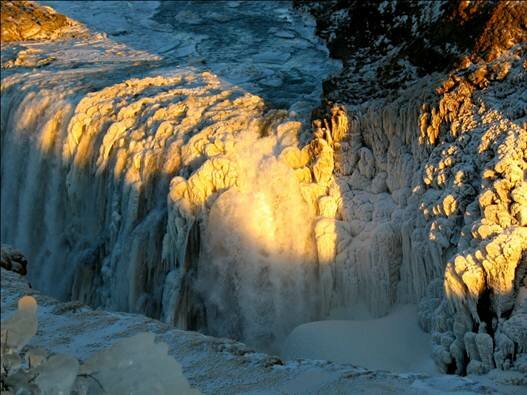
[80,332,200,394]
[295,0,527,375]
[0,0,342,351]
[1,295,38,353]
[0,65,338,348]
[325,51,527,375]
[1,0,526,377]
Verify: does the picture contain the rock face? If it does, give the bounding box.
[1,245,28,275]
[0,1,81,42]
[301,0,527,375]
[296,0,526,104]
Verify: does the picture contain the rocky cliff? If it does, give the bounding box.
[300,0,527,375]
[1,1,82,42]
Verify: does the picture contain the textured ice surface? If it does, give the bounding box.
[1,0,526,379]
[41,0,340,113]
[1,0,339,350]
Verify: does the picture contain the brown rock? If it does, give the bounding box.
[1,1,75,43]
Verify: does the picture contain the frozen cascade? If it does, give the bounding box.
[0,0,342,349]
[194,135,319,345]
[1,0,526,373]
[0,67,329,348]
[0,63,437,348]
[3,57,525,359]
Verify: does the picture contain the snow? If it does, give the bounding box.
[282,305,437,374]
[40,0,341,112]
[1,284,199,394]
[80,332,200,394]
[0,295,38,352]
[2,268,523,394]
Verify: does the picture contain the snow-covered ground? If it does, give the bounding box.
[2,268,523,394]
[282,304,437,374]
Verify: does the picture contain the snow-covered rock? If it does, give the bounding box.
[0,1,84,43]
[1,244,28,275]
[2,268,524,394]
[302,0,527,375]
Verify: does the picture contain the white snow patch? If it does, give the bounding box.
[282,304,437,374]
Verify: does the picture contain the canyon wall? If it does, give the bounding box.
[0,0,526,375]
[301,0,527,374]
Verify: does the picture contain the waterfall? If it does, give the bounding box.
[1,69,328,348]
[2,50,525,373]
[0,65,445,346]
[194,135,319,347]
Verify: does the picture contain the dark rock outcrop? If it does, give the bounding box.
[1,245,27,276]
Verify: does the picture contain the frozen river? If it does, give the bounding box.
[43,0,340,113]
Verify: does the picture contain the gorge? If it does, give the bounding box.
[1,1,526,393]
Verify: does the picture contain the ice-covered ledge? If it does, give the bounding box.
[0,268,523,394]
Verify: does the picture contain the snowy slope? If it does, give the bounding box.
[2,268,524,394]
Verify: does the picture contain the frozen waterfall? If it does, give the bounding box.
[0,0,343,350]
[2,0,526,377]
[0,64,427,350]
